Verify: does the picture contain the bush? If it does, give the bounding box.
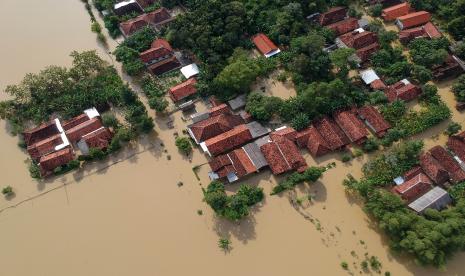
[363,137,379,152]
[29,162,41,179]
[148,96,169,112]
[175,136,192,155]
[2,186,13,196]
[342,154,352,162]
[102,113,119,129]
[445,122,462,136]
[369,4,383,17]
[452,75,465,102]
[291,113,310,131]
[271,167,325,195]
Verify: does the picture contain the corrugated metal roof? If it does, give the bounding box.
[246,121,270,139]
[360,69,380,84]
[228,94,247,110]
[408,186,451,213]
[243,143,268,170]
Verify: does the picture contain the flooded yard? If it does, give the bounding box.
[1,1,465,276]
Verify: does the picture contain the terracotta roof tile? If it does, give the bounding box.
[370,79,387,91]
[260,133,307,175]
[82,127,113,150]
[205,125,253,156]
[188,113,244,143]
[23,121,59,146]
[252,33,279,56]
[333,109,368,144]
[305,126,331,157]
[356,42,380,62]
[385,81,421,102]
[357,106,391,137]
[61,114,89,131]
[65,117,103,143]
[319,6,347,26]
[327,17,359,36]
[403,166,423,181]
[382,2,411,21]
[27,133,63,161]
[447,135,465,168]
[147,55,181,75]
[39,147,75,176]
[429,145,465,183]
[140,39,174,64]
[397,11,431,29]
[273,127,298,142]
[420,153,450,185]
[208,104,231,117]
[314,116,350,150]
[339,31,378,49]
[169,78,197,102]
[393,172,432,202]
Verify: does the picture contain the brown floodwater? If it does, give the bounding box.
[2,1,465,275]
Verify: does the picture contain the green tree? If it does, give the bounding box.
[175,136,192,155]
[452,75,465,102]
[445,122,462,136]
[291,112,310,131]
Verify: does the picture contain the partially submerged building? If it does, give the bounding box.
[187,112,243,144]
[408,186,452,213]
[295,126,331,157]
[319,6,348,26]
[357,106,391,138]
[384,79,421,102]
[202,124,253,157]
[420,153,450,185]
[359,69,386,91]
[169,78,197,103]
[313,116,350,151]
[113,0,143,16]
[447,132,465,170]
[432,55,464,81]
[327,17,359,36]
[333,109,368,145]
[140,38,180,75]
[429,145,465,183]
[119,7,173,37]
[399,22,442,44]
[260,132,308,175]
[252,33,281,58]
[393,172,433,202]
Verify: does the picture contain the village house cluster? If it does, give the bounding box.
[23,108,112,177]
[392,131,465,213]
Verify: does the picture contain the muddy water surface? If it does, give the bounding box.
[1,1,465,276]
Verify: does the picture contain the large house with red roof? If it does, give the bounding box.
[396,11,431,30]
[432,55,464,81]
[319,7,347,26]
[382,2,411,21]
[260,132,307,175]
[399,22,442,44]
[429,146,465,184]
[333,109,368,144]
[252,33,281,58]
[23,108,113,177]
[295,126,331,157]
[119,7,173,37]
[313,116,350,151]
[202,124,253,157]
[357,106,391,138]
[327,18,360,36]
[447,132,465,170]
[169,78,197,103]
[188,113,244,144]
[140,39,180,75]
[338,29,378,50]
[384,79,421,102]
[420,153,450,185]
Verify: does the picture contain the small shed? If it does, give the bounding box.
[227,94,247,111]
[180,64,199,79]
[408,186,452,214]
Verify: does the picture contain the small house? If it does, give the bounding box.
[252,33,281,58]
[327,17,359,36]
[319,7,347,26]
[396,11,431,30]
[357,105,391,138]
[333,109,368,144]
[393,172,433,202]
[313,116,350,151]
[260,133,307,175]
[202,124,253,157]
[420,153,450,185]
[408,186,452,213]
[382,2,411,21]
[169,78,197,103]
[429,145,465,183]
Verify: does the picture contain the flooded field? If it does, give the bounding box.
[1,1,465,275]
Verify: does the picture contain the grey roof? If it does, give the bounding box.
[360,69,380,85]
[254,135,271,148]
[408,186,452,213]
[358,18,369,29]
[190,111,210,123]
[243,143,268,170]
[246,121,270,139]
[228,94,247,110]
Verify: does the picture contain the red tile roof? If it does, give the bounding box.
[429,145,465,183]
[229,148,257,177]
[147,55,181,75]
[447,135,465,167]
[385,81,421,102]
[140,39,174,64]
[65,117,103,143]
[319,6,347,26]
[260,133,307,175]
[393,172,432,202]
[339,31,378,49]
[204,124,253,156]
[399,26,426,44]
[420,153,450,185]
[333,109,368,144]
[382,2,411,21]
[189,113,243,143]
[273,127,298,142]
[327,17,359,36]
[423,22,442,39]
[357,106,391,137]
[169,78,197,102]
[136,0,155,8]
[208,104,231,117]
[370,79,387,91]
[397,11,431,29]
[61,114,89,131]
[120,8,172,36]
[314,116,350,150]
[403,166,423,181]
[356,42,380,62]
[23,121,59,146]
[305,126,331,157]
[27,133,63,161]
[295,128,312,148]
[82,127,113,150]
[432,55,464,80]
[252,33,279,56]
[39,147,75,176]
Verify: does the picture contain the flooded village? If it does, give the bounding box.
[2,0,465,275]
